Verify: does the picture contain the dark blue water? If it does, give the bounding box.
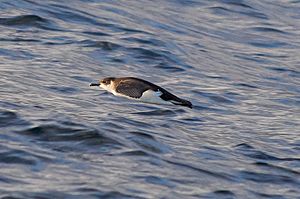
[1,0,300,198]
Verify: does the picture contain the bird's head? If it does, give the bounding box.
[90,77,116,91]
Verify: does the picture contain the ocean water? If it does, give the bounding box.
[1,0,300,198]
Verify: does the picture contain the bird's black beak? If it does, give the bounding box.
[89,83,100,87]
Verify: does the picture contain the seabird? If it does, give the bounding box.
[90,77,192,108]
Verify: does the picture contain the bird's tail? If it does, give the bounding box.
[171,98,193,109]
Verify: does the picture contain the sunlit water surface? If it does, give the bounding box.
[1,0,300,198]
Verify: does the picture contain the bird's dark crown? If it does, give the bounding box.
[100,77,115,85]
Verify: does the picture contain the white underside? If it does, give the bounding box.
[100,84,172,105]
[138,90,171,105]
[119,90,171,105]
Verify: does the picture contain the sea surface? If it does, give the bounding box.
[1,0,300,198]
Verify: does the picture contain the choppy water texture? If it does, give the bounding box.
[1,0,300,198]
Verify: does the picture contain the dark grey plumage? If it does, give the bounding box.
[115,79,152,98]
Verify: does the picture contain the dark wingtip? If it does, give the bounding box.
[187,101,193,109]
[175,99,193,109]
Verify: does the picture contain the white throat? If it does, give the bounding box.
[100,82,119,96]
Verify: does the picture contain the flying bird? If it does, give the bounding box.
[90,77,192,109]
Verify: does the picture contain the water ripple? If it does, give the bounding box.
[0,110,29,128]
[234,143,300,161]
[0,14,60,31]
[1,0,300,198]
[0,15,48,26]
[16,122,123,153]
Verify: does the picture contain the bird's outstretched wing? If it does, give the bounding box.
[115,79,152,98]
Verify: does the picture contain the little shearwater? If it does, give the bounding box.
[90,77,193,108]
